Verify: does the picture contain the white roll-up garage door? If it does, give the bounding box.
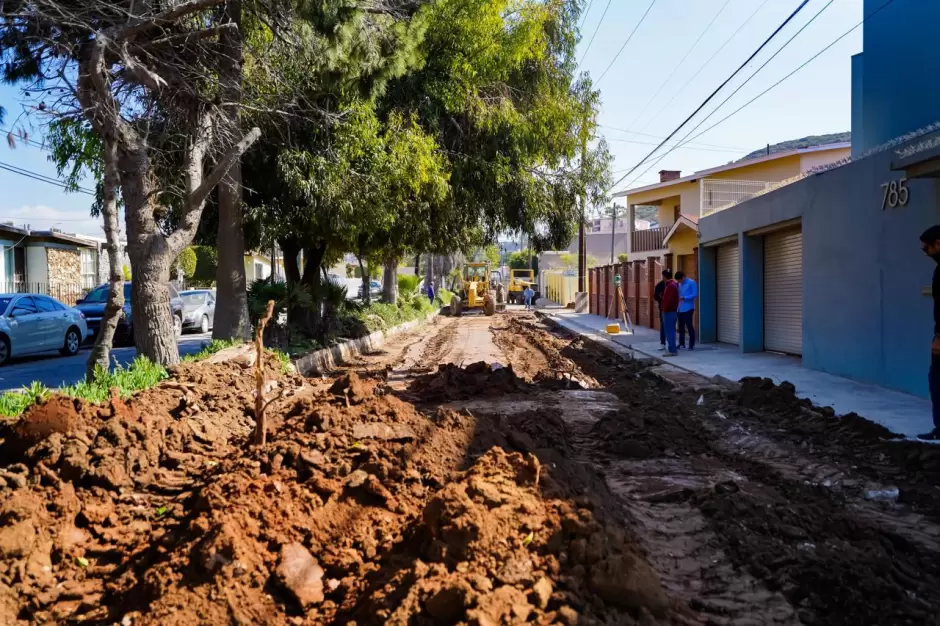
[716,243,740,345]
[763,228,803,355]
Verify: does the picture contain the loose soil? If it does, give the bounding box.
[1,310,939,625]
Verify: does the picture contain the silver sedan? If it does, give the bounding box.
[180,289,216,333]
[0,294,88,365]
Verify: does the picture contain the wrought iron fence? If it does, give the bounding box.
[700,179,776,217]
[0,282,91,306]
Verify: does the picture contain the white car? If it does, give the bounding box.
[0,294,88,365]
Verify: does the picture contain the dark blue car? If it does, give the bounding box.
[75,282,184,346]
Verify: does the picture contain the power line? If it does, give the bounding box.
[594,0,659,86]
[599,125,748,151]
[608,0,811,192]
[618,0,874,192]
[578,0,596,28]
[626,0,733,129]
[604,136,744,153]
[640,0,772,133]
[675,0,897,155]
[0,160,95,195]
[577,0,612,67]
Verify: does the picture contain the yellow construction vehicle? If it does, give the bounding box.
[507,269,540,305]
[449,262,505,316]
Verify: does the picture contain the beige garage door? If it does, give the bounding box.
[716,243,740,345]
[763,228,803,355]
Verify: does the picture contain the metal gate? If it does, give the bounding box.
[716,244,740,345]
[763,228,803,355]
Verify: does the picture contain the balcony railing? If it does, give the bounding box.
[700,179,776,217]
[631,226,668,253]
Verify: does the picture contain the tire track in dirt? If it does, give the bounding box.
[522,315,940,625]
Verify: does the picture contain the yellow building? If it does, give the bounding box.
[613,142,851,264]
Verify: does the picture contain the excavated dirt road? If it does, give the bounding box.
[2,310,940,625]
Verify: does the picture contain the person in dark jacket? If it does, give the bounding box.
[653,269,671,349]
[661,274,679,356]
[920,225,940,439]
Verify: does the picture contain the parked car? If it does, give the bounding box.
[0,293,88,365]
[180,289,216,333]
[358,280,381,299]
[76,282,184,346]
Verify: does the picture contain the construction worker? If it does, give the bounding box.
[427,282,435,305]
[661,273,679,356]
[523,284,535,310]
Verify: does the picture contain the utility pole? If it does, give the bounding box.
[610,204,616,265]
[577,127,588,294]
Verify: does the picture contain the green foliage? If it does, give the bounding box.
[483,245,500,267]
[398,274,421,295]
[617,253,629,263]
[356,291,435,333]
[181,339,243,362]
[508,249,538,274]
[172,247,198,280]
[122,265,132,281]
[247,279,311,326]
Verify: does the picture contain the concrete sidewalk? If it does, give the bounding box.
[541,308,933,438]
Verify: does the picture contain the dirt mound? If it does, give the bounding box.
[0,353,679,625]
[734,376,899,441]
[495,317,599,388]
[407,361,525,402]
[694,475,940,625]
[349,448,671,624]
[590,370,716,460]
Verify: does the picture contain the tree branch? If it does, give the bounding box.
[113,0,228,42]
[167,126,261,254]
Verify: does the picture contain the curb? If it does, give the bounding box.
[292,310,439,376]
[537,310,738,389]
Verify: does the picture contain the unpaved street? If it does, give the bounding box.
[2,310,940,624]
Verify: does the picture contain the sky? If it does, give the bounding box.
[579,0,864,195]
[0,0,864,237]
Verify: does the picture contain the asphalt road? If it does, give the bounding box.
[0,332,213,393]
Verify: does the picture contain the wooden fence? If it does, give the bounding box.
[588,250,698,332]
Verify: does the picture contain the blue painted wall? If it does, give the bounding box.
[739,234,763,353]
[851,0,940,155]
[698,246,717,344]
[699,145,940,398]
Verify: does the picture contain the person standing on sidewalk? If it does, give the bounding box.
[661,273,679,356]
[919,225,940,440]
[675,271,698,350]
[654,269,670,350]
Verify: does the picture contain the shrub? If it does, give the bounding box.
[398,274,421,295]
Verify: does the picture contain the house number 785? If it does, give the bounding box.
[881,178,910,210]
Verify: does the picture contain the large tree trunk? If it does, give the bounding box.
[213,0,250,341]
[281,238,301,284]
[129,242,178,366]
[85,137,124,381]
[382,257,398,304]
[358,257,371,305]
[425,254,434,297]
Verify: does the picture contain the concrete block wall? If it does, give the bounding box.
[698,143,940,399]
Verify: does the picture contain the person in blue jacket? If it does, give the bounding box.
[523,285,535,310]
[675,271,698,350]
[427,283,435,305]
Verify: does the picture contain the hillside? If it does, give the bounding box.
[741,132,850,161]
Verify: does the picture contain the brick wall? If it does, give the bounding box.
[47,247,82,304]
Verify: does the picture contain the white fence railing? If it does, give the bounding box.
[700,179,776,218]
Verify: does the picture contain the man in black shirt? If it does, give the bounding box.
[920,225,940,440]
[653,269,671,350]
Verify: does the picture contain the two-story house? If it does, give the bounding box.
[613,143,852,273]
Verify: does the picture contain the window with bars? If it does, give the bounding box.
[81,248,98,289]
